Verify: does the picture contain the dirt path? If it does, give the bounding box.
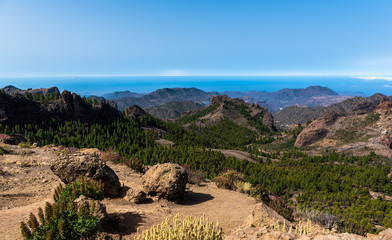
[106,162,256,238]
[214,149,256,163]
[0,145,256,239]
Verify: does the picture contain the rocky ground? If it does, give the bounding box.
[0,144,255,239]
[1,144,391,239]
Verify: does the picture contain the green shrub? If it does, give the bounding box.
[54,176,104,203]
[21,177,104,240]
[18,142,31,148]
[250,184,270,203]
[21,201,100,240]
[365,113,381,124]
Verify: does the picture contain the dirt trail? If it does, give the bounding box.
[0,145,256,239]
[214,149,256,163]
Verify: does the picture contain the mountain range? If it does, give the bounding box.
[95,86,361,117]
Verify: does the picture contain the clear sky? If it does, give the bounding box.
[0,0,392,77]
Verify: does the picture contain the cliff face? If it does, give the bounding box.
[0,90,120,124]
[294,112,339,147]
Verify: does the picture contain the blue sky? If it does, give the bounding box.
[0,0,392,77]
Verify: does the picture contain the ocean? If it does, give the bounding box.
[0,76,391,97]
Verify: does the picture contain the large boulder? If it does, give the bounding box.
[142,163,188,200]
[50,153,121,197]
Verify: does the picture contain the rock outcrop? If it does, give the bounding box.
[228,202,392,240]
[142,163,188,200]
[46,90,120,123]
[0,90,120,125]
[124,104,147,120]
[295,112,339,147]
[50,153,121,197]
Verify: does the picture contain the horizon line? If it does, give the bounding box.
[1,72,392,78]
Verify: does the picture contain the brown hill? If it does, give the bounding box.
[274,93,387,129]
[147,100,204,119]
[113,87,217,111]
[181,95,276,132]
[294,97,392,157]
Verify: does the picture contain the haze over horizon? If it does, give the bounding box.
[1,0,392,78]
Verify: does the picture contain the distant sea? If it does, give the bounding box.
[1,76,392,97]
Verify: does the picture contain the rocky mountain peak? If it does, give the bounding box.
[125,104,147,120]
[210,95,245,105]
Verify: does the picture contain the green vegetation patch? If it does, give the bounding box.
[365,112,381,124]
[3,116,392,235]
[177,104,218,124]
[21,177,104,240]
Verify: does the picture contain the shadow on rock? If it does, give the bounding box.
[177,191,214,206]
[102,212,145,235]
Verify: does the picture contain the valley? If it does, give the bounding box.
[0,86,392,239]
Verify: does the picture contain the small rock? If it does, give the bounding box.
[124,188,147,204]
[74,195,107,221]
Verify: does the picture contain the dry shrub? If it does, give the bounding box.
[99,148,119,162]
[214,170,246,190]
[18,142,31,148]
[127,158,144,173]
[294,208,342,231]
[235,181,252,194]
[55,146,78,156]
[187,169,206,185]
[269,197,294,221]
[250,184,270,202]
[133,214,222,240]
[214,176,234,190]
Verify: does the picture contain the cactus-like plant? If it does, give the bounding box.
[134,214,222,240]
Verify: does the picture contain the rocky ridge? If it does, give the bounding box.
[1,85,60,96]
[274,93,387,129]
[186,95,276,132]
[0,90,120,124]
[294,97,392,157]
